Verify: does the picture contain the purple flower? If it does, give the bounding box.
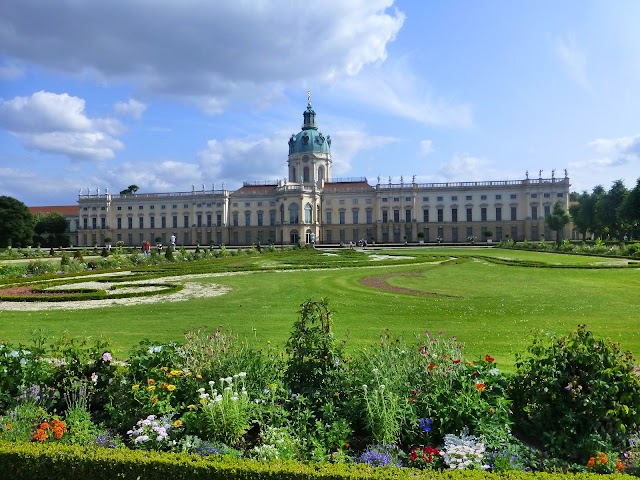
[419,418,432,433]
[564,384,572,391]
[102,352,112,362]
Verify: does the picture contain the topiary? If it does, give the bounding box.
[510,325,640,462]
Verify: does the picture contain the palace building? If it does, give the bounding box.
[78,96,571,247]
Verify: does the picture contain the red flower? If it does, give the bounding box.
[476,382,486,392]
[485,354,495,363]
[428,363,436,370]
[453,358,461,364]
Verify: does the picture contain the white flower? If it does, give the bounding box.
[91,372,98,383]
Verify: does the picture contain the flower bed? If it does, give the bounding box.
[1,301,639,476]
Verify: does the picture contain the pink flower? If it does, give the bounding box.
[102,352,112,362]
[91,372,98,383]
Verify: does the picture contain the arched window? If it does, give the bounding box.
[304,203,312,223]
[303,166,310,182]
[318,166,324,182]
[289,203,299,224]
[291,167,296,183]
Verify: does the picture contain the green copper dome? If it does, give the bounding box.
[288,102,331,155]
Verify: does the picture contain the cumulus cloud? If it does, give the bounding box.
[335,58,473,127]
[114,99,147,119]
[419,139,434,156]
[587,134,640,162]
[100,159,203,193]
[330,130,397,174]
[0,1,404,113]
[197,136,286,186]
[0,61,24,80]
[436,153,521,183]
[0,91,124,161]
[553,32,590,91]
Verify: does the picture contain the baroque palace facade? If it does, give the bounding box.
[78,98,571,247]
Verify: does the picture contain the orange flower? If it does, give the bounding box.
[428,363,436,370]
[151,396,158,403]
[615,461,624,472]
[409,397,415,403]
[587,457,596,469]
[147,378,155,385]
[453,359,461,364]
[161,382,169,389]
[484,354,495,363]
[476,382,486,392]
[5,424,12,430]
[33,429,48,442]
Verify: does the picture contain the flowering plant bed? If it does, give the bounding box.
[1,300,639,476]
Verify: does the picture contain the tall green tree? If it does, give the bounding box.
[569,190,596,240]
[0,196,35,248]
[545,201,570,245]
[595,180,628,240]
[618,178,640,239]
[34,212,70,247]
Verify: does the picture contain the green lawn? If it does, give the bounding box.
[1,247,638,371]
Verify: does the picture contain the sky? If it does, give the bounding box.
[1,1,639,207]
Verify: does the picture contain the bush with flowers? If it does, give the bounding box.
[2,302,640,476]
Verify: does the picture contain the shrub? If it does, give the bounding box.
[511,325,640,462]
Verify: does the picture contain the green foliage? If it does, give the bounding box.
[0,196,35,248]
[511,325,640,462]
[545,202,571,244]
[198,374,251,446]
[284,299,347,403]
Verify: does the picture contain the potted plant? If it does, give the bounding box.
[484,231,493,243]
[104,236,112,250]
[417,231,425,244]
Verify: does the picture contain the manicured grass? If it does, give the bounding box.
[0,247,638,371]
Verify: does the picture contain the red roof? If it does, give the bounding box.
[29,205,79,216]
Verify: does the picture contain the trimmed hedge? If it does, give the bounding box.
[0,441,629,480]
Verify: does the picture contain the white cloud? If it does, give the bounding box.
[114,99,147,119]
[553,32,590,91]
[584,134,640,167]
[330,130,397,174]
[0,1,404,113]
[0,91,124,161]
[100,160,203,194]
[335,58,473,127]
[0,61,24,80]
[419,139,434,156]
[197,135,285,186]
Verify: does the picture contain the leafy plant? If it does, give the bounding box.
[511,325,640,462]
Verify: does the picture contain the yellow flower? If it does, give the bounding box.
[132,384,140,390]
[187,404,196,410]
[173,420,183,428]
[169,370,182,377]
[196,374,203,380]
[147,385,156,391]
[166,384,177,391]
[185,372,193,377]
[160,366,168,372]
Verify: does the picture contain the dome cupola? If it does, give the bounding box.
[288,92,331,155]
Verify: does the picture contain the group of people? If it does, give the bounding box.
[142,234,177,255]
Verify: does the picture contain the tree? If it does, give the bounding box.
[570,190,597,240]
[119,184,140,195]
[0,196,35,248]
[595,180,628,240]
[618,178,640,239]
[33,212,70,247]
[545,201,570,245]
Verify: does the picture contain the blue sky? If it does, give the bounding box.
[1,0,639,206]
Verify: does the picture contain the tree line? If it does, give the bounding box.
[0,196,70,248]
[569,178,640,241]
